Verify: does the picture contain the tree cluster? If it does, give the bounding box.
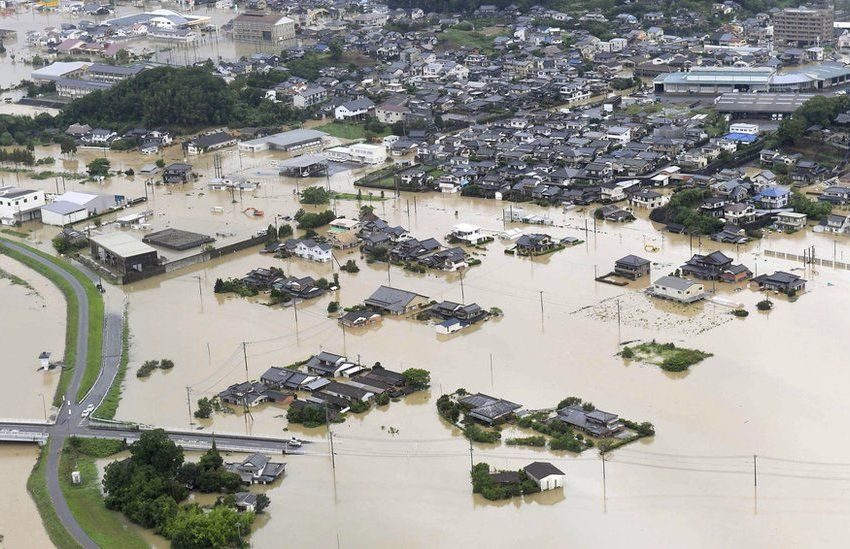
[470,463,539,501]
[649,188,724,235]
[294,208,336,229]
[103,430,255,549]
[0,147,35,165]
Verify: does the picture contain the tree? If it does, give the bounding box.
[327,301,340,313]
[213,278,224,293]
[278,224,293,238]
[255,493,271,513]
[300,186,330,205]
[402,368,430,390]
[59,138,77,156]
[329,38,344,61]
[87,157,111,177]
[195,397,213,419]
[177,462,200,487]
[129,429,184,474]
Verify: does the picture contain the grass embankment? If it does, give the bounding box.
[331,191,386,202]
[1,227,30,238]
[27,442,84,549]
[621,341,713,372]
[93,308,129,420]
[59,438,147,549]
[0,238,103,405]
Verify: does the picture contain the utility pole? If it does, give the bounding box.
[489,354,494,388]
[539,290,544,323]
[326,405,336,470]
[753,454,758,487]
[387,261,392,286]
[468,438,474,473]
[185,386,194,425]
[293,298,299,328]
[193,275,202,304]
[242,342,249,382]
[459,268,465,303]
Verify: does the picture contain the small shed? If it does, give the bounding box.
[523,462,566,491]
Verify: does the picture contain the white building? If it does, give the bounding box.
[649,276,706,303]
[523,462,566,491]
[605,126,632,145]
[0,187,46,225]
[334,98,375,121]
[325,143,387,164]
[293,239,332,262]
[451,223,487,245]
[729,123,759,135]
[41,191,119,226]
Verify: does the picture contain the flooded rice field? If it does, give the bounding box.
[6,145,850,545]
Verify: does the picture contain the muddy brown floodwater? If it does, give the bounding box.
[0,444,52,547]
[0,253,64,419]
[8,145,850,546]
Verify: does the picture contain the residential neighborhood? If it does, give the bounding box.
[1,0,849,546]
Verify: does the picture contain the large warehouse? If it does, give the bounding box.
[655,64,850,94]
[90,232,160,275]
[713,93,814,119]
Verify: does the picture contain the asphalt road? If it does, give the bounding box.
[0,240,100,549]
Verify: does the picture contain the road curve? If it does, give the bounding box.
[0,240,99,549]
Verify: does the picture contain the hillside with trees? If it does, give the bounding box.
[59,66,302,133]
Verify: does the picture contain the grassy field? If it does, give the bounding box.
[438,28,502,53]
[27,443,84,549]
[315,120,393,140]
[93,309,129,420]
[314,121,370,140]
[0,238,104,405]
[59,439,147,549]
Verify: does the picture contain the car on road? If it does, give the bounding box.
[81,404,94,418]
[288,437,302,448]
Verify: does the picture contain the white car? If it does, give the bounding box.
[81,404,94,418]
[288,437,302,448]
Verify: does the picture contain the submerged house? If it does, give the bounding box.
[305,351,357,377]
[459,393,522,425]
[364,285,430,315]
[680,251,733,280]
[614,254,651,279]
[649,276,706,304]
[554,405,623,437]
[751,271,806,295]
[515,233,556,255]
[225,454,285,485]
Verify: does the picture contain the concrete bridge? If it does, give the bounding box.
[0,418,312,455]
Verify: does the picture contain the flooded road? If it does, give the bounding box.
[6,143,850,545]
